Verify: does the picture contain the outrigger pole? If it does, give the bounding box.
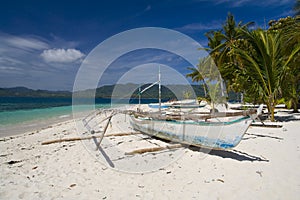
[138,66,162,113]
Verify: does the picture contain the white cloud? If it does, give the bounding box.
[4,35,49,51]
[41,48,85,63]
[176,21,222,32]
[0,66,22,71]
[0,32,83,90]
[213,0,294,7]
[0,33,49,74]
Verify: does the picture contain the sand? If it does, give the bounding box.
[0,108,299,199]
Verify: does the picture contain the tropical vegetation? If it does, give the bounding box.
[187,10,300,121]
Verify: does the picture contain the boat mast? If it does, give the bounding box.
[137,66,161,112]
[158,65,161,113]
[139,66,161,112]
[138,87,141,106]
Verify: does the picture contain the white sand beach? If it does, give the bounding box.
[0,108,300,199]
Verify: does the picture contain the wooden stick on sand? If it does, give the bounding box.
[125,144,183,155]
[41,132,141,145]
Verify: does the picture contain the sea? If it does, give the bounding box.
[0,97,158,137]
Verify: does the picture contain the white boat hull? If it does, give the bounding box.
[130,115,252,149]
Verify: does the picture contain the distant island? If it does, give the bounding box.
[0,87,72,98]
[0,84,241,101]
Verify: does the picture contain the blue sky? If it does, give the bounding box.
[0,0,295,91]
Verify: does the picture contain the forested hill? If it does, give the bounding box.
[0,87,72,97]
[0,84,240,100]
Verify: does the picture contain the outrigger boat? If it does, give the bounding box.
[130,67,262,150]
[129,108,261,150]
[50,67,261,156]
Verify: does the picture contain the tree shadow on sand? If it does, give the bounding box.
[259,112,300,122]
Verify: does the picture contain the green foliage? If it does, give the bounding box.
[268,16,300,112]
[204,13,254,93]
[197,96,210,103]
[188,13,300,121]
[183,90,192,99]
[233,29,300,120]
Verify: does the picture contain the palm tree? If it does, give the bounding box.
[206,13,254,93]
[187,57,226,111]
[233,29,300,121]
[269,16,300,112]
[186,59,207,97]
[281,17,300,112]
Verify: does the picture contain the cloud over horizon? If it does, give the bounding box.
[0,32,83,90]
[0,32,49,52]
[41,48,85,63]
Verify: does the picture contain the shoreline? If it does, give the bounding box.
[0,109,94,138]
[0,103,132,138]
[0,115,74,138]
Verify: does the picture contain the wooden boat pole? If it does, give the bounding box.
[98,112,115,124]
[42,135,104,145]
[125,144,183,155]
[105,132,141,137]
[41,132,141,145]
[95,114,113,150]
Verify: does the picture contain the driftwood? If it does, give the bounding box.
[125,144,183,155]
[41,132,141,145]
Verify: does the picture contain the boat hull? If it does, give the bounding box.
[130,115,252,149]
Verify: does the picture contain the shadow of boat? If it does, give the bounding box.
[148,134,269,162]
[188,145,269,162]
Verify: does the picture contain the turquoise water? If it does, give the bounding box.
[0,97,159,136]
[0,97,112,127]
[0,104,110,126]
[0,106,71,126]
[0,97,158,127]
